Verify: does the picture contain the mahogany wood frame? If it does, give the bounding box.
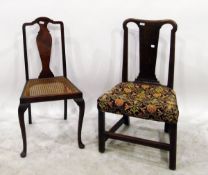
[98,18,178,170]
[18,17,85,158]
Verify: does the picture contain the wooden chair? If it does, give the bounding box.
[97,18,179,170]
[18,17,85,158]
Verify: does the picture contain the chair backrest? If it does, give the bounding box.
[122,18,177,89]
[22,17,67,80]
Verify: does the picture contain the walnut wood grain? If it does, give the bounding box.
[36,22,54,78]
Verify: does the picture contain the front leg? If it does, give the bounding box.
[74,98,85,149]
[18,103,29,158]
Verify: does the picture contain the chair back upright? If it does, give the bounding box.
[22,17,67,80]
[122,18,177,89]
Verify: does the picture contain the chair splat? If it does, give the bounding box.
[36,21,54,78]
[122,18,177,86]
[136,22,161,82]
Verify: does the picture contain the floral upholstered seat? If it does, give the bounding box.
[98,82,179,124]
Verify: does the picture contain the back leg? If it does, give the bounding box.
[28,104,32,124]
[64,100,67,120]
[164,122,169,133]
[123,115,130,126]
[169,124,177,170]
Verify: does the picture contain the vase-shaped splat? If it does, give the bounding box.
[36,23,54,78]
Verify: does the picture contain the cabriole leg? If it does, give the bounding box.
[18,103,29,158]
[74,98,85,149]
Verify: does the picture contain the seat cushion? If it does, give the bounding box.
[21,76,82,103]
[97,82,179,124]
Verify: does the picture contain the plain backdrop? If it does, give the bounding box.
[0,0,207,149]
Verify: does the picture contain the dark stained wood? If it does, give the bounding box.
[167,30,177,89]
[36,21,54,78]
[123,115,130,126]
[60,22,67,77]
[122,18,177,86]
[99,18,178,170]
[105,132,170,151]
[104,116,129,142]
[137,22,160,82]
[18,17,85,157]
[98,111,105,153]
[28,104,32,124]
[22,24,29,81]
[64,99,67,120]
[165,122,170,133]
[22,17,67,80]
[108,117,125,133]
[169,124,177,170]
[18,103,29,158]
[74,98,85,149]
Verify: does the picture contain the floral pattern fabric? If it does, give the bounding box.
[97,82,179,124]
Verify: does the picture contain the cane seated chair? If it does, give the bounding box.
[18,17,85,158]
[97,18,179,170]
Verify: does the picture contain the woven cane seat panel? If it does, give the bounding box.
[23,77,80,97]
